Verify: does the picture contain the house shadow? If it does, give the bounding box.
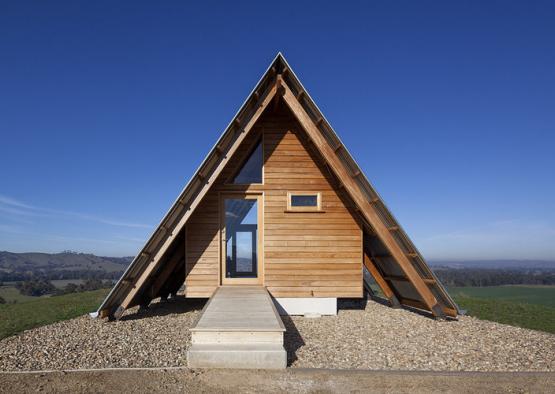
[365,296,392,308]
[337,297,368,311]
[119,296,206,322]
[281,314,305,367]
[357,295,450,320]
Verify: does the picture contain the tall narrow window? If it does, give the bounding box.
[232,141,263,184]
[225,198,258,278]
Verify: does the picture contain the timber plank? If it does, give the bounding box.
[191,287,285,332]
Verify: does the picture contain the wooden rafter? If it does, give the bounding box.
[272,74,283,112]
[147,248,185,301]
[279,76,445,318]
[399,297,457,317]
[371,254,392,259]
[384,274,436,285]
[363,253,400,307]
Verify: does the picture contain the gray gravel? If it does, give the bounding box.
[286,299,554,371]
[0,297,553,372]
[0,298,205,371]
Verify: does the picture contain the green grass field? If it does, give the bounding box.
[50,279,85,288]
[0,289,109,339]
[370,284,555,334]
[448,285,555,334]
[454,295,555,334]
[448,285,555,308]
[0,280,86,304]
[0,286,39,303]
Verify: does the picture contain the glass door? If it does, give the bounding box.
[221,194,262,284]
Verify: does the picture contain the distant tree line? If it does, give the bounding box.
[55,278,113,295]
[0,281,5,304]
[433,268,555,287]
[15,279,57,297]
[0,269,123,282]
[4,266,554,299]
[14,278,113,297]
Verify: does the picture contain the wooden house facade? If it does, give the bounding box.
[97,54,459,320]
[185,108,363,301]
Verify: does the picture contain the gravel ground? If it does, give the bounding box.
[0,297,553,372]
[286,299,554,371]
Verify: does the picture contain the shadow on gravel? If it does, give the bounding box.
[120,296,206,321]
[282,315,305,367]
[365,296,391,308]
[338,298,368,310]
[339,297,445,320]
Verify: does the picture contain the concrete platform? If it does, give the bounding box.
[187,286,286,369]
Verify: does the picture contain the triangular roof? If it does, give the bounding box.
[97,53,459,319]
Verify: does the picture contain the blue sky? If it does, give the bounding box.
[0,1,554,259]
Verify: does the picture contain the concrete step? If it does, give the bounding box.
[188,286,287,369]
[192,330,283,345]
[187,343,287,369]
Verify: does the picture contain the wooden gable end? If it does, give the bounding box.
[185,105,363,298]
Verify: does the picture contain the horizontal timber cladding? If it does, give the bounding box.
[185,106,363,299]
[262,109,362,298]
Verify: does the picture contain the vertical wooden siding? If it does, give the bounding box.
[185,107,363,298]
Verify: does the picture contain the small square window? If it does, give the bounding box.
[291,195,318,207]
[287,192,322,212]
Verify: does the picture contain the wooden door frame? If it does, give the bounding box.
[219,192,264,286]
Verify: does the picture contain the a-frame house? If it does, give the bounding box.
[97,53,459,326]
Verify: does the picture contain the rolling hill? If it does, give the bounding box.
[0,251,132,280]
